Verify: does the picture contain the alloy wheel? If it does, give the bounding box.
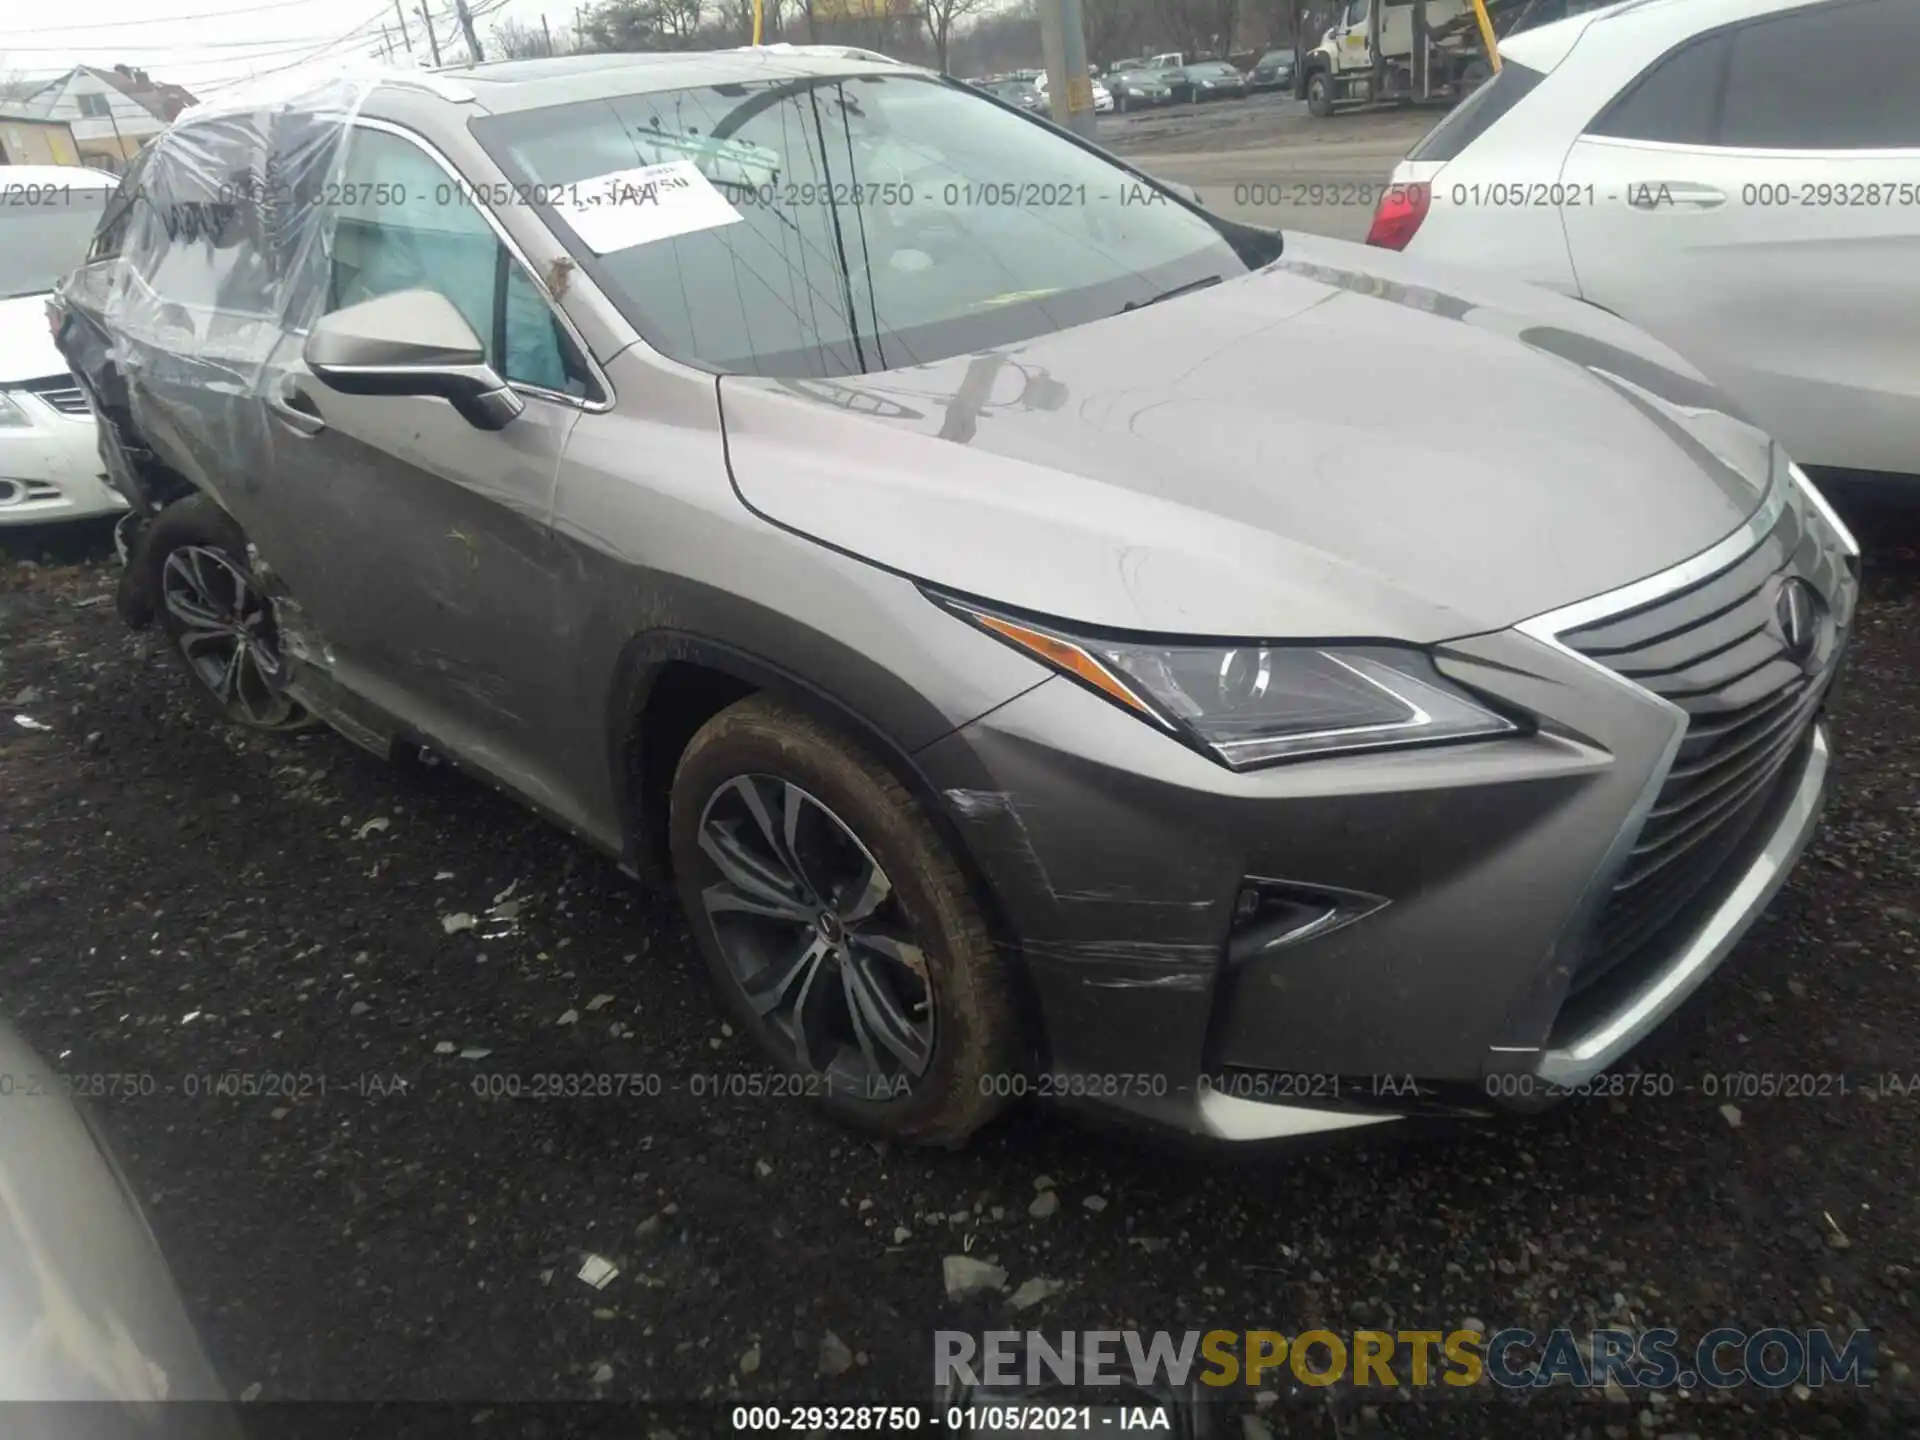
[695,773,935,1093]
[159,545,300,727]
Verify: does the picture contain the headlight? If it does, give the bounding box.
[0,390,32,428]
[941,600,1521,769]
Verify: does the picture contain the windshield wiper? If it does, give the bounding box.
[1121,274,1223,313]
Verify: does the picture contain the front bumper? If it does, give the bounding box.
[914,473,1855,1141]
[0,387,123,526]
[1535,726,1827,1087]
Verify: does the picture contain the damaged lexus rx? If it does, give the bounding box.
[52,50,1859,1146]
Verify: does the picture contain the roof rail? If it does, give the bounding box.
[177,62,474,122]
[735,42,909,65]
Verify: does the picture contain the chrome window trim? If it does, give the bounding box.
[1576,134,1920,162]
[333,117,617,415]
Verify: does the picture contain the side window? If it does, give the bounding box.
[89,153,148,260]
[1345,0,1369,26]
[1585,32,1730,145]
[326,127,595,399]
[1409,60,1546,161]
[1720,0,1920,149]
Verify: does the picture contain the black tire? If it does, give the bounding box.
[141,494,311,733]
[669,695,1021,1147]
[1307,70,1335,118]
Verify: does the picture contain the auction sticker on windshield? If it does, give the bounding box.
[550,159,744,254]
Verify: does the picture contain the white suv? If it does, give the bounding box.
[1369,0,1920,486]
[1,165,125,525]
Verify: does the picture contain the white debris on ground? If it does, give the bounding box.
[577,1254,619,1289]
[942,1255,1008,1298]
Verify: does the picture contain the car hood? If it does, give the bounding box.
[717,234,1777,643]
[0,292,67,386]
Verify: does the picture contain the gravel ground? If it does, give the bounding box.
[2,508,1918,1437]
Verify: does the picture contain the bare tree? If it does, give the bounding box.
[712,0,747,38]
[581,0,705,50]
[922,0,985,73]
[489,18,558,56]
[655,0,705,44]
[1081,0,1133,66]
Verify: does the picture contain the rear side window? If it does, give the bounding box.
[1719,0,1920,149]
[89,151,147,261]
[1408,61,1546,162]
[1588,0,1920,150]
[1586,32,1730,145]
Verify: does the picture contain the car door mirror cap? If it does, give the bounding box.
[304,289,524,431]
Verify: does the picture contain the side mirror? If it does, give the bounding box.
[304,289,524,431]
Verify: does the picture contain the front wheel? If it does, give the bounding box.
[142,495,310,732]
[668,696,1022,1146]
[1307,71,1335,117]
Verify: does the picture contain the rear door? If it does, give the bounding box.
[254,121,608,805]
[1558,0,1920,474]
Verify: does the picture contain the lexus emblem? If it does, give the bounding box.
[1774,577,1822,665]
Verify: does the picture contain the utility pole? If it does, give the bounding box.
[454,0,485,61]
[392,0,414,51]
[1038,0,1097,138]
[541,13,554,53]
[418,2,444,65]
[102,92,129,171]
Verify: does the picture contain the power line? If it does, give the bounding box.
[0,36,364,52]
[0,0,333,38]
[193,0,395,93]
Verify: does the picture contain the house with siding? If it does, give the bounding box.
[9,65,196,173]
[0,113,82,166]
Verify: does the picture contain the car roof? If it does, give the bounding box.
[0,163,117,189]
[428,46,924,113]
[1504,0,1843,69]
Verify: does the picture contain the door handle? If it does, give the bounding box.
[268,382,326,436]
[1631,181,1727,210]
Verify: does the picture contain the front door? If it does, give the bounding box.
[252,122,606,813]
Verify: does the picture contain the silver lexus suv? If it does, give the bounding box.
[53,50,1859,1146]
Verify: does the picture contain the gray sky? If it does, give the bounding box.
[0,0,581,97]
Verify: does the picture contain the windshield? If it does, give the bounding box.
[0,184,114,299]
[473,73,1274,379]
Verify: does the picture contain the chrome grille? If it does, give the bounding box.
[1561,491,1853,993]
[17,373,91,416]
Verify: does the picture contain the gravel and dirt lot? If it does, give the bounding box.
[3,503,1918,1436]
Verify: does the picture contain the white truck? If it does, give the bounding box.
[1296,0,1607,117]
